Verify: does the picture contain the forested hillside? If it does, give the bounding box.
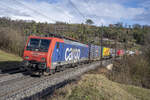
[0,17,150,56]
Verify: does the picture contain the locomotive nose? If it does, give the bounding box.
[24,51,47,62]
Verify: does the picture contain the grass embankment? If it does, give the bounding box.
[50,73,150,100]
[0,50,22,70]
[0,50,22,61]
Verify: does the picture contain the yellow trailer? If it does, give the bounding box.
[103,47,110,57]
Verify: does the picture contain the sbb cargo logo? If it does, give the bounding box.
[65,48,80,61]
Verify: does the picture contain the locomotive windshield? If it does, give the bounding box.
[26,38,51,52]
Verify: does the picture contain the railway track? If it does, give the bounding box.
[0,73,31,87]
[0,59,112,100]
[0,68,28,84]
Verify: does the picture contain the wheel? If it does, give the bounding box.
[49,69,55,74]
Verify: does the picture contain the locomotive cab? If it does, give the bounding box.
[23,36,51,72]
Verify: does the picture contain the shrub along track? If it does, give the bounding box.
[0,59,112,100]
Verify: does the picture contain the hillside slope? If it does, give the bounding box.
[0,50,22,61]
[50,74,150,100]
[0,50,22,70]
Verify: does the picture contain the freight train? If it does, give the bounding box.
[22,35,126,75]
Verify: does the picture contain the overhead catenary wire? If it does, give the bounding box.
[7,0,97,34]
[85,0,94,18]
[2,0,102,25]
[10,0,87,24]
[12,0,74,34]
[68,0,87,23]
[13,0,57,23]
[46,1,72,23]
[12,0,75,24]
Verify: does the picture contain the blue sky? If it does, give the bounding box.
[0,0,149,26]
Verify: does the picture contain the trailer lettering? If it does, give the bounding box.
[65,48,80,61]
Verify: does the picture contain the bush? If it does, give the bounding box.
[107,55,150,89]
[0,27,25,56]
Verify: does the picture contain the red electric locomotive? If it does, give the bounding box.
[23,36,64,74]
[22,35,89,75]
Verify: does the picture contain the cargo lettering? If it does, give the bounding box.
[65,48,80,61]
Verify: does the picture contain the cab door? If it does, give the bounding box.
[56,42,64,62]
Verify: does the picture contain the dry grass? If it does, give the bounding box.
[87,67,109,75]
[50,74,150,100]
[121,85,150,100]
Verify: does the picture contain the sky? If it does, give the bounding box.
[0,0,150,26]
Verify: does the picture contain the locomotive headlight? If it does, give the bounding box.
[41,58,46,61]
[25,56,29,59]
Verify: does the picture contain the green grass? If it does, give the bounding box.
[0,50,22,70]
[50,74,150,100]
[0,50,22,62]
